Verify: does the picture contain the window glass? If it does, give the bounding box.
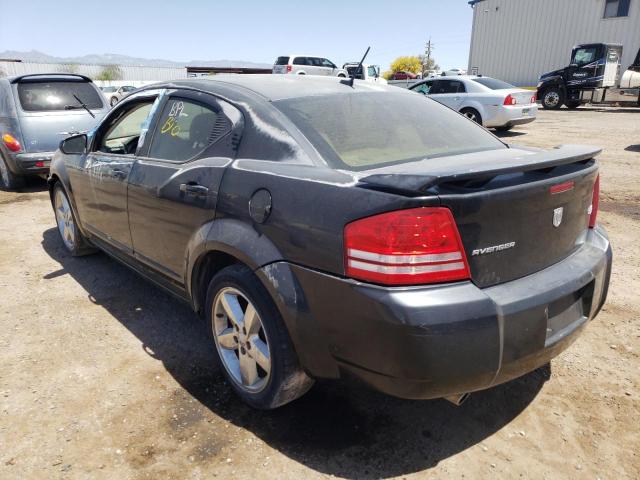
[412,82,433,94]
[367,66,378,77]
[17,80,103,112]
[604,0,630,17]
[121,86,136,92]
[293,57,308,65]
[98,101,153,154]
[432,80,465,94]
[148,98,226,161]
[274,92,505,170]
[275,56,289,65]
[573,47,598,66]
[472,77,515,90]
[102,86,116,93]
[320,58,335,68]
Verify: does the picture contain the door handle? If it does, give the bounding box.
[179,183,209,196]
[111,169,127,179]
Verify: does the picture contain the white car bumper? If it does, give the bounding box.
[483,104,538,128]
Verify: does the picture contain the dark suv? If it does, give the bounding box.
[49,75,611,409]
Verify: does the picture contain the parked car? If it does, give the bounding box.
[49,75,611,410]
[272,56,347,77]
[101,85,137,107]
[410,75,538,131]
[390,70,421,80]
[442,68,467,76]
[342,62,387,84]
[0,73,108,190]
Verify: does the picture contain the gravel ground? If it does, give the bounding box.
[1,107,638,480]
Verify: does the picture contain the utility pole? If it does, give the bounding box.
[423,38,434,76]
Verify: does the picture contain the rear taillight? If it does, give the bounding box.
[286,65,292,73]
[588,175,600,228]
[530,94,537,103]
[344,207,471,285]
[2,133,21,152]
[503,94,517,105]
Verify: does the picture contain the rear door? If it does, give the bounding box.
[127,90,243,283]
[273,56,290,74]
[12,77,106,152]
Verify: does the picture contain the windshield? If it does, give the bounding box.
[472,77,515,90]
[274,92,505,170]
[17,80,104,112]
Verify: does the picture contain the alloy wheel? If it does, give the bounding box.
[544,91,560,108]
[212,287,271,393]
[54,188,76,250]
[464,111,478,122]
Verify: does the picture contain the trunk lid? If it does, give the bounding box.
[357,145,600,287]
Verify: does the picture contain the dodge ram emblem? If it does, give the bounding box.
[553,207,564,227]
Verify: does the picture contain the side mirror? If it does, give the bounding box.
[60,134,87,155]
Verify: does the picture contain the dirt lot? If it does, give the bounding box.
[1,107,639,480]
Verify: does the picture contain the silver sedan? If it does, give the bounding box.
[409,76,538,131]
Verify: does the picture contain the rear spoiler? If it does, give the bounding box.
[358,145,601,195]
[9,73,93,84]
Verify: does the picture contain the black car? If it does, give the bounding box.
[49,75,612,409]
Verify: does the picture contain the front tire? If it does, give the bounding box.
[110,96,119,107]
[0,155,25,190]
[461,108,483,125]
[52,183,95,256]
[206,264,313,409]
[542,87,563,110]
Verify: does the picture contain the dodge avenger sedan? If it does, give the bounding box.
[49,75,611,409]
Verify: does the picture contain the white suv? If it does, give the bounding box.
[273,56,347,77]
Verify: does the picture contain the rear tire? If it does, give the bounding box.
[542,87,563,110]
[0,155,25,190]
[461,108,483,125]
[110,97,119,107]
[205,264,313,409]
[52,183,96,256]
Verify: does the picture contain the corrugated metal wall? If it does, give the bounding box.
[0,61,187,81]
[468,0,640,86]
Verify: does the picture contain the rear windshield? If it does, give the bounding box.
[17,80,104,112]
[275,56,290,65]
[275,92,505,170]
[472,77,515,90]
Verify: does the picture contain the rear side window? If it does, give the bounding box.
[148,98,229,162]
[275,92,505,170]
[432,80,465,94]
[293,57,308,65]
[275,56,290,65]
[472,77,515,90]
[17,81,103,112]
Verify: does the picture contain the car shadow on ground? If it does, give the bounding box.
[41,227,549,479]
[625,144,640,152]
[493,130,528,139]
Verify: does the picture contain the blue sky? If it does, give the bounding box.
[0,0,474,71]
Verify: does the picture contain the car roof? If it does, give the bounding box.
[163,74,407,102]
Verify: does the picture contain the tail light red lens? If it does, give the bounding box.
[286,65,292,73]
[589,175,600,228]
[344,207,471,285]
[2,133,21,152]
[503,94,517,106]
[530,94,537,103]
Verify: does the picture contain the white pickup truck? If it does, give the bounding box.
[342,63,387,84]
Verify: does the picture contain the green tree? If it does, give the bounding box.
[95,65,122,81]
[389,56,423,75]
[57,63,79,74]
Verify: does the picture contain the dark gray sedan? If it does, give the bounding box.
[49,75,611,409]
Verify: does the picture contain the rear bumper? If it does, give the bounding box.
[484,104,538,128]
[4,151,53,175]
[257,226,612,399]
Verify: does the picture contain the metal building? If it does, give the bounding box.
[468,0,640,86]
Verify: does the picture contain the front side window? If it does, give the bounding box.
[604,0,630,17]
[17,80,104,112]
[320,58,336,68]
[275,92,505,170]
[412,82,433,94]
[148,98,228,162]
[367,66,378,77]
[573,47,598,66]
[98,101,154,154]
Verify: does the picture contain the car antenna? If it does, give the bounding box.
[342,46,371,87]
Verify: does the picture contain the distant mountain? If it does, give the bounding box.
[0,50,272,69]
